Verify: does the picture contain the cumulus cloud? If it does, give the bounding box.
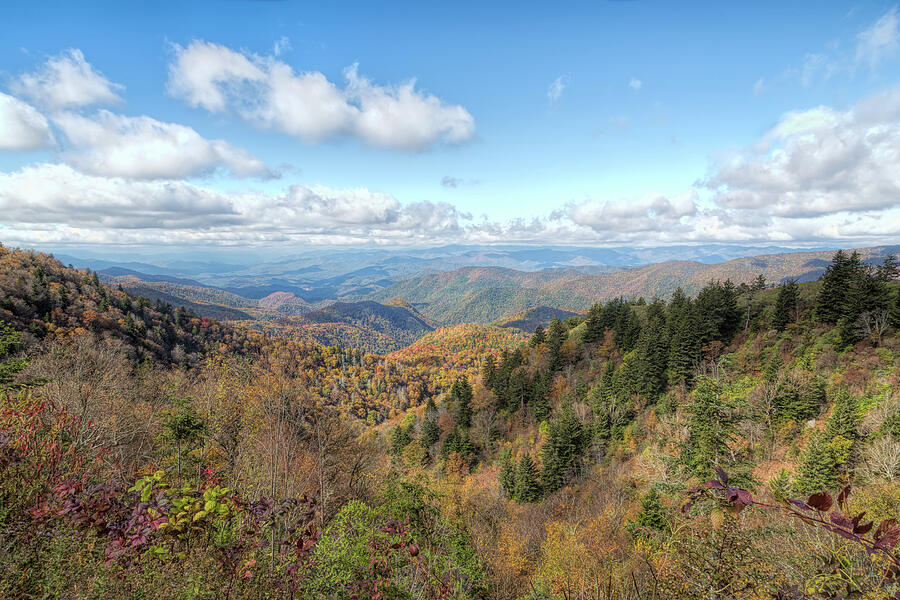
[569,193,698,234]
[0,92,53,150]
[857,7,900,66]
[628,77,642,92]
[0,163,468,245]
[704,87,900,218]
[13,49,123,109]
[166,40,475,150]
[52,110,272,179]
[548,75,569,102]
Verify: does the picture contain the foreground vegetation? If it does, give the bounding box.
[2,245,900,598]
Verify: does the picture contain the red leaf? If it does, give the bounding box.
[807,492,832,512]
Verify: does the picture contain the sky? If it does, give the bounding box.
[1,1,900,251]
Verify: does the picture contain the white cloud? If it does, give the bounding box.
[705,87,900,218]
[857,7,900,66]
[0,92,53,151]
[548,75,569,102]
[628,77,642,92]
[166,40,475,150]
[569,193,698,234]
[0,163,467,244]
[13,49,122,109]
[52,110,271,179]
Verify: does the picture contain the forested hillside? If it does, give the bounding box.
[371,246,898,324]
[2,246,900,599]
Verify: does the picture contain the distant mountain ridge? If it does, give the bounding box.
[274,300,435,353]
[369,246,899,324]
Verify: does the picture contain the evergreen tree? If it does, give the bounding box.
[772,279,799,331]
[530,370,551,423]
[816,250,862,324]
[612,304,642,353]
[667,290,700,387]
[582,303,604,344]
[530,325,546,347]
[514,454,542,502]
[678,378,749,484]
[547,318,567,371]
[794,431,840,494]
[634,300,669,399]
[629,487,668,535]
[695,280,741,344]
[421,398,440,449]
[481,355,497,389]
[451,377,473,428]
[824,388,860,442]
[389,423,413,456]
[499,451,517,498]
[541,406,586,494]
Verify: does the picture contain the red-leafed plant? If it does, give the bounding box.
[685,466,900,597]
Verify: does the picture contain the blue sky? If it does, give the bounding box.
[1,1,900,249]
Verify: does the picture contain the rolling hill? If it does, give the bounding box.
[494,305,583,332]
[271,300,435,353]
[369,245,899,324]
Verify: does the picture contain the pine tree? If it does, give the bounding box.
[613,304,642,353]
[482,355,497,389]
[630,488,668,535]
[530,325,546,347]
[451,377,473,428]
[824,388,860,441]
[773,279,799,331]
[499,451,517,498]
[530,371,551,423]
[667,291,700,387]
[794,431,840,494]
[541,406,586,494]
[695,280,741,344]
[389,423,412,456]
[514,454,542,502]
[582,303,604,344]
[816,250,863,324]
[421,398,440,449]
[634,300,669,399]
[678,378,750,484]
[547,318,567,371]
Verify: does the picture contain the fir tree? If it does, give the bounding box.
[421,398,440,449]
[514,454,542,502]
[629,487,668,535]
[612,304,642,353]
[679,378,750,484]
[530,371,551,423]
[634,300,669,399]
[582,303,604,344]
[794,431,840,494]
[389,423,413,456]
[695,280,741,344]
[816,250,862,324]
[499,451,517,498]
[541,406,586,494]
[451,377,473,428]
[530,325,546,347]
[667,291,700,387]
[547,318,567,371]
[772,279,799,331]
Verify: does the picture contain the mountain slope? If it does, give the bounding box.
[371,246,899,324]
[494,305,583,332]
[272,300,435,353]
